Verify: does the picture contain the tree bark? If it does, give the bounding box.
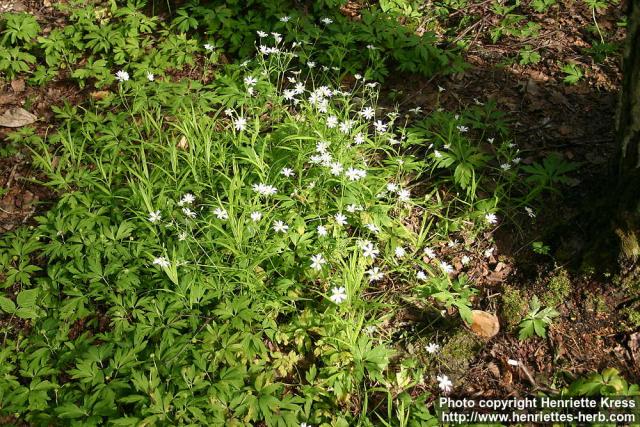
[614,1,640,260]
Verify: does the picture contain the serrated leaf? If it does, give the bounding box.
[17,288,38,308]
[0,296,16,313]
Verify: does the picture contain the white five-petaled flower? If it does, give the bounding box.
[394,247,406,258]
[434,150,442,158]
[273,220,289,233]
[250,211,262,222]
[387,183,399,193]
[148,210,161,223]
[182,207,196,218]
[317,225,328,237]
[367,267,383,282]
[456,125,469,133]
[359,106,375,120]
[339,120,353,134]
[424,247,436,259]
[353,132,365,145]
[461,255,471,265]
[362,242,379,259]
[252,183,278,196]
[329,162,344,176]
[426,343,440,354]
[310,254,326,271]
[204,43,214,51]
[417,270,427,281]
[329,286,347,304]
[334,213,347,226]
[257,30,268,38]
[115,70,129,82]
[146,72,155,81]
[525,207,536,218]
[213,208,228,220]
[281,167,295,177]
[373,120,387,133]
[500,163,511,171]
[437,375,453,393]
[485,213,498,224]
[178,193,195,206]
[440,261,454,274]
[397,189,411,202]
[153,256,170,268]
[485,247,495,258]
[345,167,366,181]
[234,117,247,131]
[365,223,380,234]
[321,17,333,24]
[244,76,257,86]
[346,204,362,213]
[326,116,338,128]
[279,15,291,22]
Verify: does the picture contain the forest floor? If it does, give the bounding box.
[0,0,637,402]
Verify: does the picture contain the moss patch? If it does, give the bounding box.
[542,269,571,307]
[500,285,528,331]
[439,329,482,377]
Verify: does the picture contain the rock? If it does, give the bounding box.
[0,107,37,128]
[470,310,500,338]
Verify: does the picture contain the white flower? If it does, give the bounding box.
[279,15,291,22]
[362,242,379,259]
[507,359,519,366]
[281,167,295,177]
[346,204,362,213]
[283,89,296,100]
[148,210,161,223]
[485,213,498,224]
[353,133,365,145]
[426,343,440,354]
[178,193,195,206]
[317,225,328,237]
[500,163,511,171]
[178,231,187,241]
[488,137,495,144]
[417,270,427,281]
[234,117,247,131]
[373,120,387,133]
[244,76,257,86]
[438,86,445,92]
[437,375,453,393]
[345,167,366,181]
[250,211,262,222]
[115,70,129,82]
[513,157,522,164]
[204,43,214,51]
[447,239,459,248]
[395,247,406,258]
[484,247,495,258]
[409,106,422,114]
[329,162,344,176]
[525,207,536,218]
[334,213,347,226]
[252,183,278,196]
[182,207,196,218]
[339,120,353,134]
[433,150,442,158]
[461,255,471,265]
[359,106,375,120]
[310,254,326,271]
[326,116,338,128]
[367,267,383,282]
[386,183,399,193]
[456,125,469,133]
[273,220,289,233]
[440,261,454,274]
[424,247,436,259]
[321,17,333,24]
[365,223,380,234]
[214,208,228,220]
[397,189,411,202]
[354,73,362,80]
[146,72,155,81]
[307,61,316,68]
[329,286,347,304]
[153,256,170,268]
[257,30,268,38]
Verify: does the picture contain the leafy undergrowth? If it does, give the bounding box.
[1,1,639,426]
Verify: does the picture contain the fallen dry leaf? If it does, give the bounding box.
[0,107,37,128]
[10,79,25,93]
[177,135,189,150]
[470,310,500,338]
[90,90,111,100]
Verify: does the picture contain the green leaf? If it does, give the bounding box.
[0,296,16,313]
[17,288,38,308]
[55,402,87,418]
